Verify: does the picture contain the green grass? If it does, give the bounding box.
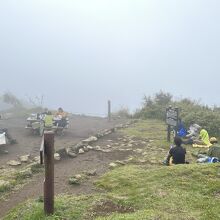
[4,195,96,220]
[3,120,220,219]
[96,164,220,220]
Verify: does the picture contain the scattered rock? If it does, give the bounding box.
[19,155,30,163]
[85,169,97,176]
[79,149,85,154]
[7,160,21,166]
[109,162,118,169]
[115,160,126,165]
[94,146,102,151]
[87,145,94,150]
[66,147,77,158]
[33,156,40,163]
[83,146,89,152]
[82,136,98,144]
[101,149,112,153]
[54,153,61,161]
[69,175,82,185]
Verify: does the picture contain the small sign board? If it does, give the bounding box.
[166,108,178,126]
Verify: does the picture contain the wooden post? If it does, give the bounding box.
[167,125,171,142]
[108,100,111,121]
[43,131,54,215]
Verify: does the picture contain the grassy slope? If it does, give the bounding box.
[3,120,220,220]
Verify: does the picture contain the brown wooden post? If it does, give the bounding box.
[108,100,111,121]
[43,131,54,215]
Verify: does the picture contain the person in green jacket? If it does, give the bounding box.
[44,111,54,128]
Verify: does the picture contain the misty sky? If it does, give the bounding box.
[0,1,220,116]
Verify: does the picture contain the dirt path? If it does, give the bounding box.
[0,115,127,166]
[0,139,132,218]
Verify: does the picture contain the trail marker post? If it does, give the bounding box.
[40,131,55,215]
[108,100,111,121]
[166,106,179,142]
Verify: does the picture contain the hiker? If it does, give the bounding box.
[182,123,201,145]
[193,127,211,147]
[197,137,220,163]
[176,119,187,138]
[208,137,220,159]
[0,128,17,144]
[55,107,67,127]
[165,136,187,165]
[44,111,54,128]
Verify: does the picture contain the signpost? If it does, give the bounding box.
[40,131,55,216]
[166,107,179,142]
[108,100,111,122]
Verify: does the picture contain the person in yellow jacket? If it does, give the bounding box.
[193,128,211,147]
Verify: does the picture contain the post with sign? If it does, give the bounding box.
[166,107,179,142]
[40,131,55,216]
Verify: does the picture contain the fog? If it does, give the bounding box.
[0,0,220,116]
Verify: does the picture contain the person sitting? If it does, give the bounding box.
[177,119,187,138]
[197,137,220,163]
[44,111,54,128]
[55,107,67,127]
[207,137,220,159]
[165,136,186,165]
[0,128,17,144]
[193,127,211,147]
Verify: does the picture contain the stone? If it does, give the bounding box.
[115,160,126,165]
[142,152,148,156]
[85,169,97,176]
[54,153,61,161]
[87,145,94,150]
[69,177,80,185]
[7,160,21,166]
[69,152,77,158]
[83,146,89,152]
[18,168,32,178]
[66,147,77,158]
[106,145,111,148]
[79,149,85,154]
[19,155,30,163]
[33,156,40,163]
[125,157,134,162]
[109,162,118,169]
[94,146,102,151]
[82,136,98,144]
[101,149,111,153]
[128,144,133,147]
